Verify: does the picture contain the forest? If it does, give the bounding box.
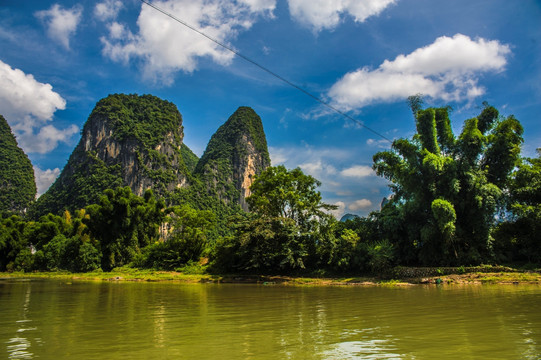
[0,100,540,275]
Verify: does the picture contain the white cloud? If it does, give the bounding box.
[0,60,66,122]
[329,201,346,219]
[35,4,83,49]
[101,0,276,84]
[19,124,79,154]
[329,34,511,110]
[0,60,77,154]
[269,144,390,217]
[107,22,126,40]
[340,165,374,178]
[34,167,61,197]
[94,0,123,21]
[366,138,389,148]
[239,0,276,14]
[348,199,372,211]
[288,0,396,32]
[299,159,337,178]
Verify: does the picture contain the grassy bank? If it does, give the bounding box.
[2,265,541,286]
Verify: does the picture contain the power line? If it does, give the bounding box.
[139,0,392,143]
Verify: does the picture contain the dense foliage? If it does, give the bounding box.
[212,166,337,272]
[89,94,184,149]
[29,94,190,217]
[181,143,199,173]
[2,93,538,275]
[0,115,36,215]
[29,150,123,218]
[494,150,541,264]
[195,106,270,174]
[1,187,215,272]
[373,101,523,265]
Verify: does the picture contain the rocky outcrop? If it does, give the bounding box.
[29,98,271,218]
[195,107,271,211]
[79,112,187,196]
[30,94,190,216]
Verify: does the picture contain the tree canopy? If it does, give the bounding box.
[373,103,523,265]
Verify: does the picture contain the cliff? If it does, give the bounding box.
[0,115,36,214]
[30,94,190,216]
[29,97,271,219]
[194,106,271,211]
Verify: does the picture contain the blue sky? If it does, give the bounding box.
[1,0,540,218]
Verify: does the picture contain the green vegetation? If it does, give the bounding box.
[211,166,337,272]
[1,187,215,273]
[89,94,184,149]
[373,100,523,265]
[181,143,199,173]
[29,94,190,217]
[29,150,123,218]
[494,149,541,263]
[0,115,36,215]
[195,106,270,175]
[2,94,539,279]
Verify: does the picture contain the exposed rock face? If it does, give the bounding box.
[30,94,189,216]
[79,112,187,196]
[194,107,271,211]
[0,115,36,214]
[29,97,271,218]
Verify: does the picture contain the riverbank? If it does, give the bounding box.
[2,265,540,286]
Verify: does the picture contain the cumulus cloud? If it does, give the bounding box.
[348,199,372,211]
[0,60,77,153]
[366,138,389,148]
[34,167,61,197]
[299,159,337,179]
[94,0,123,21]
[329,201,346,219]
[269,144,388,216]
[239,0,276,14]
[100,0,276,84]
[340,165,374,178]
[328,34,511,110]
[35,4,83,49]
[19,124,79,154]
[0,60,66,122]
[288,0,396,32]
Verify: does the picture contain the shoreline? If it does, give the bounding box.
[1,267,541,286]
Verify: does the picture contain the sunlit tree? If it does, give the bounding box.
[373,102,523,265]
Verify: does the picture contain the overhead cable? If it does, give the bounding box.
[139,0,392,143]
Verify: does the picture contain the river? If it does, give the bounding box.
[1,279,540,359]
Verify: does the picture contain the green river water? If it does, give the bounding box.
[1,278,540,359]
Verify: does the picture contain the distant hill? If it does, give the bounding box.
[0,115,36,215]
[340,213,360,222]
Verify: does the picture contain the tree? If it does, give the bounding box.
[142,204,215,270]
[373,103,523,265]
[216,166,337,272]
[84,187,165,271]
[494,149,541,263]
[247,165,336,226]
[0,215,28,271]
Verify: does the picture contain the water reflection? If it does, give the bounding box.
[6,282,37,359]
[0,281,540,359]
